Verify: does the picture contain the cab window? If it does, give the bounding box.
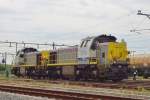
[84,40,90,47]
[102,52,105,58]
[19,52,24,58]
[80,41,84,47]
[16,51,20,56]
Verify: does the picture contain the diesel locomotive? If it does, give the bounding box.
[12,34,129,82]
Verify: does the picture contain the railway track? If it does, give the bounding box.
[44,79,150,90]
[0,85,143,100]
[1,78,150,90]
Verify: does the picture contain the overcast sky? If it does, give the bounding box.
[0,0,150,63]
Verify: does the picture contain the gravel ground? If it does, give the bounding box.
[0,91,55,100]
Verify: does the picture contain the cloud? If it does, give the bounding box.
[0,0,149,57]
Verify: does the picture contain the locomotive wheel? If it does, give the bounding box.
[47,67,62,80]
[75,65,97,81]
[143,75,148,79]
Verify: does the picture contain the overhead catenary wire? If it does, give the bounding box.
[0,41,70,47]
[59,10,135,40]
[137,10,150,20]
[130,10,150,33]
[0,40,72,54]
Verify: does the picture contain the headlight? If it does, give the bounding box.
[113,61,116,64]
[118,65,122,68]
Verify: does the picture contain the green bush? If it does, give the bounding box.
[0,64,5,71]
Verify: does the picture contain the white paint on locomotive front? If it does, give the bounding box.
[78,36,96,64]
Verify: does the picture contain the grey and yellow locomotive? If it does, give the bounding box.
[12,34,129,82]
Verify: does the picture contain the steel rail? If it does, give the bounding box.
[0,85,140,100]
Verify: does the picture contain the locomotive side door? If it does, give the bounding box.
[99,43,108,66]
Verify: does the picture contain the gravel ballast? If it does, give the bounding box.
[0,91,55,100]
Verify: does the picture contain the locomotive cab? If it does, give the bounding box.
[78,34,128,81]
[14,50,25,66]
[78,36,96,64]
[13,48,38,76]
[78,34,117,65]
[14,48,38,65]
